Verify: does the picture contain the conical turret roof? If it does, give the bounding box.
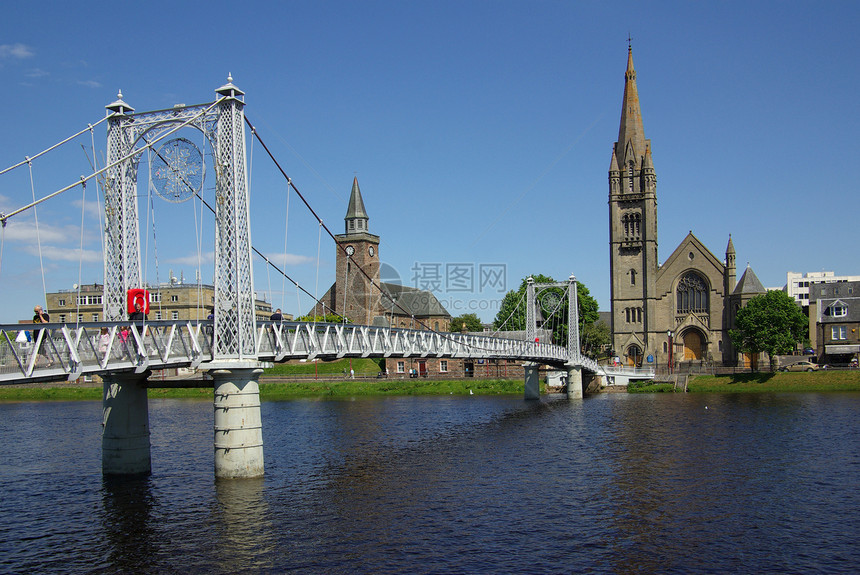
[733,264,766,295]
[345,177,368,221]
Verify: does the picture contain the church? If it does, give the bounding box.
[313,177,452,333]
[608,46,766,369]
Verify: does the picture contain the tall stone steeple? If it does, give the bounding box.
[344,176,369,234]
[616,43,649,181]
[609,42,659,365]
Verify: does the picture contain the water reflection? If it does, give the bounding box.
[100,476,158,573]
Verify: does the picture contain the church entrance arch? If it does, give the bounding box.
[626,344,642,366]
[681,329,705,361]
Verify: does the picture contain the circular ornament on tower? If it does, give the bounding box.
[345,245,355,256]
[368,246,375,257]
[150,137,204,203]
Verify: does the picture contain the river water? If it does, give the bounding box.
[1,391,858,574]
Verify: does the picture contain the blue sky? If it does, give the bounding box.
[0,0,858,323]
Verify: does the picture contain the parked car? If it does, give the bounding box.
[803,347,814,355]
[780,361,820,372]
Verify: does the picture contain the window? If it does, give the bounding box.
[92,314,99,322]
[59,314,66,323]
[397,361,405,373]
[76,295,102,306]
[622,212,641,240]
[440,360,448,373]
[154,311,162,320]
[171,311,179,320]
[832,326,847,340]
[58,299,66,307]
[434,321,439,330]
[630,269,637,286]
[149,292,162,303]
[77,314,84,322]
[663,342,667,352]
[676,272,709,314]
[170,295,179,303]
[829,304,847,318]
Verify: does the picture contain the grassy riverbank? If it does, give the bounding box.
[0,377,528,402]
[630,370,860,393]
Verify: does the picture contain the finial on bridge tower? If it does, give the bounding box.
[628,33,632,51]
[106,89,133,115]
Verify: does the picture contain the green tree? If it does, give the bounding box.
[492,274,599,346]
[581,320,611,359]
[297,313,350,323]
[729,290,807,371]
[449,313,484,333]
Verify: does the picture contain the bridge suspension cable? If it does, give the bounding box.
[0,99,222,225]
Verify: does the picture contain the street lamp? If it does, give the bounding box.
[667,330,674,374]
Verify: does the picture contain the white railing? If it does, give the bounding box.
[0,320,598,384]
[598,365,656,379]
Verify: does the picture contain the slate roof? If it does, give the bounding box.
[380,283,450,318]
[733,265,766,295]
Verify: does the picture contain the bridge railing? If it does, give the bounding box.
[0,320,209,382]
[255,321,572,364]
[0,320,588,383]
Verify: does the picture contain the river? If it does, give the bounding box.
[1,392,858,574]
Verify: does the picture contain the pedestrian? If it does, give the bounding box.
[32,305,51,367]
[350,368,355,379]
[270,308,283,322]
[129,301,147,322]
[98,327,110,355]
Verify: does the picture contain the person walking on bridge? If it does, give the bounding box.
[32,305,51,367]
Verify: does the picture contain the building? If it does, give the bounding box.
[45,281,276,323]
[785,271,860,307]
[608,45,767,368]
[313,177,451,331]
[808,280,860,364]
[311,178,456,376]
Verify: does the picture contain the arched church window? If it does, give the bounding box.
[630,269,636,285]
[676,272,709,314]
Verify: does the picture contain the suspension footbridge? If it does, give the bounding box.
[0,78,651,479]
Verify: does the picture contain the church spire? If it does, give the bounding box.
[616,44,647,168]
[344,176,369,234]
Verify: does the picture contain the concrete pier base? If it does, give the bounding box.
[102,371,151,475]
[566,366,583,399]
[523,363,540,400]
[212,367,265,478]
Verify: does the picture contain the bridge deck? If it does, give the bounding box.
[1,320,605,384]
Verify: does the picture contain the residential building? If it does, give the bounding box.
[808,280,860,364]
[785,271,860,307]
[45,282,277,324]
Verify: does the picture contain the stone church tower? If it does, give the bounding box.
[607,46,766,368]
[313,177,381,324]
[608,45,659,364]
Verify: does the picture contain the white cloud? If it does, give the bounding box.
[77,79,102,89]
[20,244,102,263]
[3,220,73,244]
[25,68,48,78]
[261,252,315,267]
[0,43,34,60]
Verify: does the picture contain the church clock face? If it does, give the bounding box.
[345,245,355,256]
[368,246,375,257]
